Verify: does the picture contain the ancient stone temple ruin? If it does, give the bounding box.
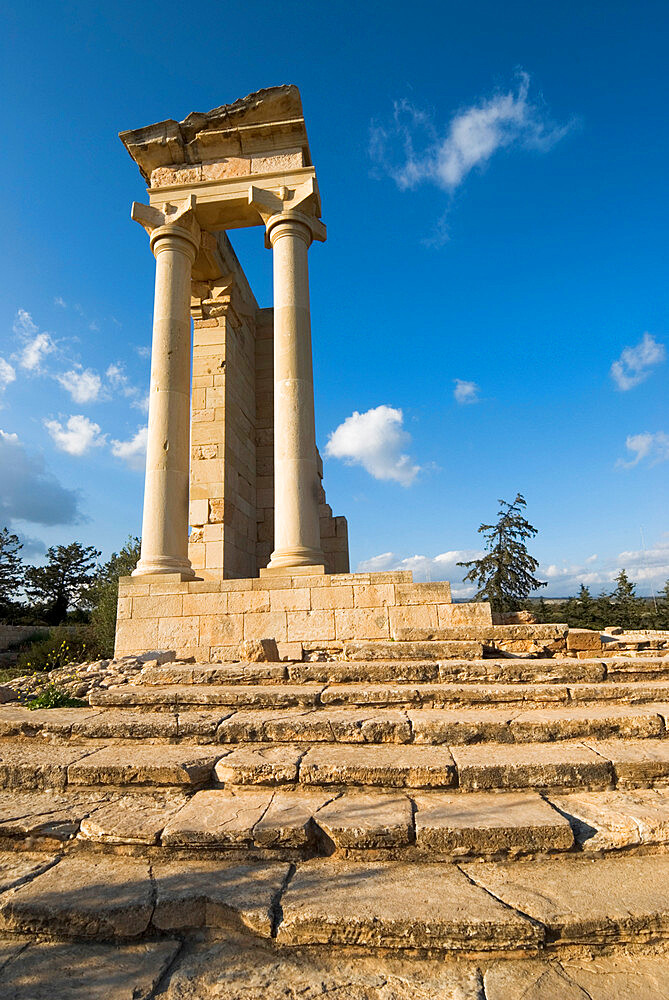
[115,85,491,661]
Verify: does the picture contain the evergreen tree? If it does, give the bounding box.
[88,537,141,656]
[457,494,547,613]
[576,584,594,627]
[0,527,24,612]
[611,568,638,629]
[24,542,101,624]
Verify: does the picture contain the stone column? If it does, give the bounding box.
[130,198,200,578]
[266,210,324,569]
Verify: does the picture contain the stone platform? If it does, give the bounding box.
[116,570,492,661]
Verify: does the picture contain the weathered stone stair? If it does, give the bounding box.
[2,653,669,990]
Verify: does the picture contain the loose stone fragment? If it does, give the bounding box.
[300,745,456,788]
[215,745,304,785]
[450,743,613,791]
[413,791,574,855]
[276,859,540,949]
[162,789,273,845]
[314,792,414,848]
[0,855,153,939]
[464,854,669,945]
[0,938,180,1000]
[152,859,291,936]
[67,745,222,787]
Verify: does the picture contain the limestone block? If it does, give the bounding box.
[200,614,244,646]
[158,616,200,648]
[438,602,493,626]
[131,595,183,619]
[334,608,390,641]
[227,590,270,613]
[270,588,311,612]
[115,619,159,654]
[183,592,228,616]
[239,638,280,662]
[244,611,288,643]
[251,149,304,173]
[116,597,131,620]
[310,585,354,610]
[286,610,336,642]
[352,584,395,608]
[201,156,251,179]
[151,163,203,186]
[189,499,209,526]
[389,604,439,635]
[567,629,603,652]
[395,582,452,605]
[276,641,303,661]
[315,792,414,848]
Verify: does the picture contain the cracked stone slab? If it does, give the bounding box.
[79,791,189,844]
[464,854,669,946]
[549,787,669,850]
[562,952,669,999]
[584,738,669,786]
[159,928,485,998]
[0,789,111,841]
[0,938,180,999]
[152,859,291,936]
[0,852,59,893]
[215,745,304,785]
[300,745,456,788]
[314,791,413,848]
[450,743,613,791]
[162,788,273,845]
[67,744,223,786]
[0,855,153,939]
[413,791,574,855]
[0,744,96,790]
[276,859,540,950]
[409,708,515,745]
[72,710,179,739]
[178,710,233,738]
[253,789,335,848]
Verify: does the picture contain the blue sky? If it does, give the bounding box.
[1,1,667,597]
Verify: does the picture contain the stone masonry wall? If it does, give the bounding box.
[115,571,487,662]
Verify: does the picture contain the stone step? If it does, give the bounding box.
[4,702,669,746]
[90,678,669,710]
[138,656,669,687]
[342,640,483,660]
[2,849,669,956]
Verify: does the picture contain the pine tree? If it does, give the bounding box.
[611,568,639,629]
[0,527,24,612]
[457,494,547,613]
[24,542,101,624]
[576,584,594,627]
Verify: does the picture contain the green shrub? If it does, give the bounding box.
[26,684,87,710]
[16,628,96,674]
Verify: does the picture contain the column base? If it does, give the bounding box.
[132,557,196,580]
[266,545,325,571]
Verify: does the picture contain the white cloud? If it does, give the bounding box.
[325,405,420,486]
[617,431,669,468]
[110,426,148,470]
[12,309,38,338]
[371,71,570,195]
[358,549,483,590]
[44,415,106,456]
[453,379,479,404]
[20,333,55,371]
[0,429,80,525]
[611,332,666,390]
[0,359,15,391]
[586,554,598,563]
[54,297,66,308]
[57,368,102,404]
[106,363,148,411]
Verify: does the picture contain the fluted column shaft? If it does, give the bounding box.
[133,222,198,578]
[267,213,324,569]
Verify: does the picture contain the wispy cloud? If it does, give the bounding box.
[54,296,67,308]
[12,309,55,372]
[106,363,148,411]
[453,379,480,404]
[44,415,106,456]
[610,332,666,390]
[110,426,148,470]
[57,368,103,404]
[358,549,483,594]
[371,71,571,199]
[617,431,669,468]
[326,405,420,486]
[0,358,15,392]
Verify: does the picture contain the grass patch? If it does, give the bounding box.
[25,685,87,710]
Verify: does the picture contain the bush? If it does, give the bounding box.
[26,684,87,710]
[16,627,99,674]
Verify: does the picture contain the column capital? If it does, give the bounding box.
[131,195,201,257]
[248,178,326,248]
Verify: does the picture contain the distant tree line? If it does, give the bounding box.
[0,528,140,655]
[528,572,669,631]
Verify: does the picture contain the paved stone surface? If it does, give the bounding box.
[300,745,456,788]
[483,960,590,1000]
[276,859,539,949]
[162,789,273,845]
[0,938,180,999]
[315,792,414,848]
[215,745,305,785]
[152,859,290,936]
[585,738,669,786]
[562,953,669,998]
[67,744,223,786]
[0,852,58,892]
[0,855,153,939]
[465,854,669,945]
[0,744,95,790]
[79,792,188,844]
[413,791,574,855]
[450,742,613,790]
[0,707,100,738]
